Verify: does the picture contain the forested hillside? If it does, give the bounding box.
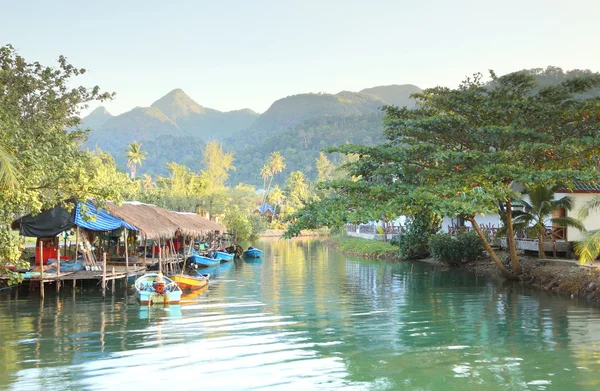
[228,113,385,186]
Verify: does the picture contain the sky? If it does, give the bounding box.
[2,0,599,116]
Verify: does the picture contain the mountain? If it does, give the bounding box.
[84,106,181,162]
[248,91,386,133]
[360,84,422,108]
[150,89,259,139]
[82,84,421,176]
[81,106,113,130]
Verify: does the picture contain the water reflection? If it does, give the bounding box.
[1,239,600,390]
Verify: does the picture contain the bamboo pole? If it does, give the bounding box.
[158,238,162,274]
[143,234,147,264]
[39,240,44,299]
[124,229,129,279]
[75,227,79,260]
[57,245,61,277]
[111,266,115,294]
[102,252,107,297]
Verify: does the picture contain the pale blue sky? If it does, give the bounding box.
[2,0,598,115]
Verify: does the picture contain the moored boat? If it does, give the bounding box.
[135,273,182,305]
[170,273,210,291]
[188,253,220,267]
[243,246,263,258]
[215,251,235,262]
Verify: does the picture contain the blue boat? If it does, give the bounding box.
[135,273,182,305]
[243,247,263,258]
[188,253,220,267]
[215,251,235,262]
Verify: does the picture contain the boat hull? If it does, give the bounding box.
[170,274,209,291]
[243,248,263,258]
[215,251,235,262]
[135,273,182,305]
[188,254,220,267]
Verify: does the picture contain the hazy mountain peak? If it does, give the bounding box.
[359,84,422,108]
[82,105,113,129]
[151,88,207,120]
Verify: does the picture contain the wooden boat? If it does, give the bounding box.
[188,253,220,267]
[135,273,182,305]
[243,247,263,258]
[170,273,210,291]
[215,251,234,262]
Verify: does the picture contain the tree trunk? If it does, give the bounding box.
[468,216,519,281]
[538,228,546,259]
[504,200,521,274]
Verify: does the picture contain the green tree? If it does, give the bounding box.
[285,70,600,280]
[513,184,584,259]
[315,152,335,183]
[0,44,115,280]
[200,141,235,219]
[127,141,147,179]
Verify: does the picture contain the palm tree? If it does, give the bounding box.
[264,152,285,203]
[0,145,19,189]
[127,141,147,180]
[514,184,584,259]
[260,164,272,202]
[574,196,600,263]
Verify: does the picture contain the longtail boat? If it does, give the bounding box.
[170,273,210,291]
[135,273,182,305]
[215,251,235,262]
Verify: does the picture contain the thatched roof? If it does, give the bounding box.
[106,201,225,239]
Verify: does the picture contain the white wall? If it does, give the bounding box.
[441,214,502,233]
[558,192,600,242]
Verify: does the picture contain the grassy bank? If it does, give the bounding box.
[325,235,399,259]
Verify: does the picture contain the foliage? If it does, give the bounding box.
[512,184,584,259]
[285,69,600,280]
[126,141,147,179]
[575,195,600,264]
[199,141,235,218]
[394,211,442,260]
[247,214,268,239]
[329,235,399,258]
[0,44,115,282]
[428,230,484,265]
[224,207,267,241]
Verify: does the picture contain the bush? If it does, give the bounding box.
[395,211,442,260]
[428,230,484,265]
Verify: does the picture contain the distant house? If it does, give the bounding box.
[254,204,275,222]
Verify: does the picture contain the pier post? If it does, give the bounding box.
[39,241,44,299]
[102,252,107,297]
[111,266,115,294]
[124,229,129,279]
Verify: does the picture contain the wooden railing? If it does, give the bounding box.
[447,223,498,238]
[346,224,403,235]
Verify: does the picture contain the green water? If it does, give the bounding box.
[1,239,600,390]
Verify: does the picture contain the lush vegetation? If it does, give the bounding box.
[428,231,484,266]
[0,45,123,282]
[285,69,600,280]
[327,236,399,258]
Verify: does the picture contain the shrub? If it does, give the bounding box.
[428,230,484,265]
[395,211,442,260]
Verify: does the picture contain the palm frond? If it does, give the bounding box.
[550,216,586,231]
[579,195,600,219]
[551,196,574,211]
[574,229,600,264]
[0,145,20,189]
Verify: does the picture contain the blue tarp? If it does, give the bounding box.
[257,204,275,215]
[75,202,137,231]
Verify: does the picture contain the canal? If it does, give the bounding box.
[1,238,600,390]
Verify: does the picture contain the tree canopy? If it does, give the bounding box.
[285,70,600,279]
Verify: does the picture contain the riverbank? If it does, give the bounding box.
[460,254,600,302]
[324,235,600,302]
[323,236,399,259]
[260,229,329,238]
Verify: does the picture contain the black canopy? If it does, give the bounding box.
[11,202,76,238]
